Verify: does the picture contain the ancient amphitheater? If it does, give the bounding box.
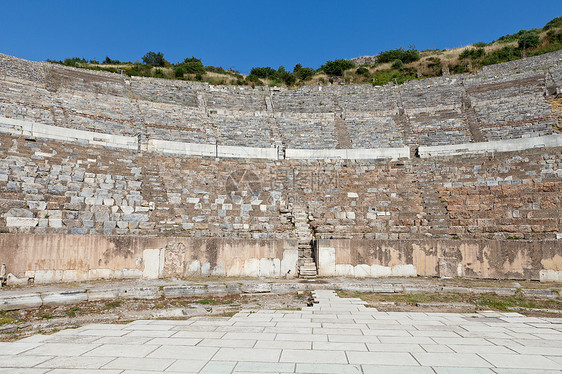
[0,51,561,284]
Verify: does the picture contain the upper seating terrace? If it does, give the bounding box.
[0,51,560,150]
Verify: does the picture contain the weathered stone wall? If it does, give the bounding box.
[316,239,562,281]
[0,234,297,283]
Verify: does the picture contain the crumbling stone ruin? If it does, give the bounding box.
[0,51,560,284]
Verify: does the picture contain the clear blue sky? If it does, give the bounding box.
[0,0,559,73]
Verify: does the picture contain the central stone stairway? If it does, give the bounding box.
[293,207,317,279]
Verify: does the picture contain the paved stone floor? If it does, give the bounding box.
[0,290,561,373]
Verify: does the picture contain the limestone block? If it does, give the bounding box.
[201,262,211,276]
[186,260,201,275]
[336,264,355,277]
[317,246,336,276]
[42,290,88,307]
[371,264,392,277]
[391,264,417,277]
[87,289,120,301]
[355,264,371,278]
[240,283,272,293]
[112,268,143,279]
[48,218,62,228]
[280,248,298,277]
[118,286,159,299]
[62,270,79,282]
[212,264,226,276]
[121,206,134,214]
[6,217,38,227]
[243,258,260,277]
[87,268,113,280]
[163,285,206,298]
[32,270,63,283]
[0,293,42,311]
[259,258,280,277]
[540,269,561,282]
[142,248,164,279]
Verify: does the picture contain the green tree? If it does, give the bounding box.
[517,31,540,49]
[321,59,355,76]
[142,51,167,67]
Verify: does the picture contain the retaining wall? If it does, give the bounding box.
[315,239,562,282]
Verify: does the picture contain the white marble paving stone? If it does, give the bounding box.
[102,357,175,371]
[412,352,493,367]
[46,370,122,374]
[199,361,237,374]
[313,341,368,351]
[197,338,256,348]
[213,347,282,362]
[22,343,100,356]
[479,353,562,369]
[346,351,420,365]
[254,340,311,350]
[146,345,218,360]
[83,343,158,358]
[0,342,40,355]
[161,359,209,373]
[36,356,115,369]
[0,369,50,374]
[0,355,53,367]
[280,349,348,364]
[362,365,436,374]
[233,362,296,372]
[295,363,362,373]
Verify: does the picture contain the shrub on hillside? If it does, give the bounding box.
[295,67,315,81]
[391,59,404,69]
[178,57,206,75]
[517,31,540,49]
[371,68,416,86]
[103,56,121,65]
[481,46,520,65]
[459,48,485,60]
[378,47,420,64]
[250,67,278,79]
[142,51,167,67]
[355,66,370,76]
[321,59,355,76]
[543,16,562,30]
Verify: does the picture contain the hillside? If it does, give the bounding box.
[43,15,562,88]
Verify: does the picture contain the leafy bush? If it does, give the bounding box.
[459,48,485,59]
[372,68,417,86]
[250,67,278,79]
[473,42,488,48]
[174,66,185,78]
[481,46,520,65]
[355,66,369,75]
[103,56,121,65]
[142,51,167,67]
[517,31,540,49]
[378,47,420,63]
[179,56,206,75]
[295,67,315,81]
[391,59,404,69]
[321,59,355,76]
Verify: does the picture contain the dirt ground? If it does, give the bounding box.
[0,292,310,342]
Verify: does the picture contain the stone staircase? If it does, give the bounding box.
[293,207,317,279]
[461,93,485,142]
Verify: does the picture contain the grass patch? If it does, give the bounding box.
[337,290,562,313]
[65,307,80,318]
[0,311,17,325]
[104,300,122,310]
